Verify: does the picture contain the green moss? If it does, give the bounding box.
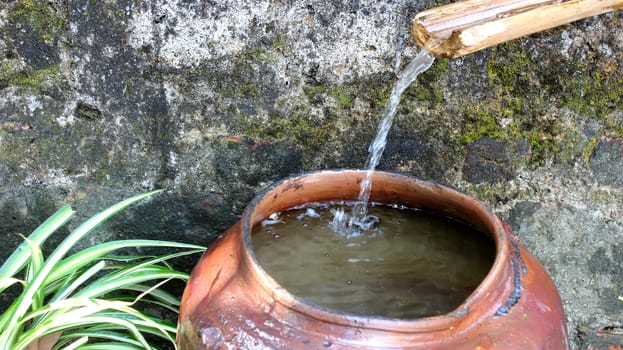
[239,82,257,97]
[487,47,531,92]
[230,72,398,161]
[463,183,500,205]
[192,43,288,102]
[458,106,508,144]
[17,66,60,89]
[9,0,67,44]
[272,34,291,53]
[486,41,623,120]
[302,73,394,112]
[525,132,557,166]
[405,57,448,107]
[363,78,394,109]
[582,136,600,163]
[236,47,274,63]
[451,40,623,168]
[603,114,623,138]
[3,1,65,90]
[451,101,574,167]
[303,84,356,110]
[0,61,19,83]
[0,63,60,90]
[563,66,623,118]
[485,43,541,118]
[0,138,25,168]
[589,189,623,204]
[236,113,333,154]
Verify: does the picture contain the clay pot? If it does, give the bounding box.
[178,170,569,349]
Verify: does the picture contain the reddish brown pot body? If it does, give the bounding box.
[178,170,569,349]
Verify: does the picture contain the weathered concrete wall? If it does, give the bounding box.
[1,0,622,348]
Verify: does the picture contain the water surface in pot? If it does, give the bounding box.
[252,203,496,319]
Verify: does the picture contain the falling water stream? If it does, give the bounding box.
[332,48,436,236]
[251,47,497,319]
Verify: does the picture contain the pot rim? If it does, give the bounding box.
[241,169,512,333]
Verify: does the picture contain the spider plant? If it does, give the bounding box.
[0,190,206,350]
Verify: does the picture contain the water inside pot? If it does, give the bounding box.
[252,203,496,319]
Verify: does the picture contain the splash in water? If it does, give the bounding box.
[332,48,436,237]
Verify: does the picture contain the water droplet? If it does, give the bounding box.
[360,215,380,229]
[272,233,280,238]
[306,207,321,218]
[346,280,353,285]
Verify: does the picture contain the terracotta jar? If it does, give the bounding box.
[178,170,569,349]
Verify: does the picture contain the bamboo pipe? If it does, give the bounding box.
[413,0,623,58]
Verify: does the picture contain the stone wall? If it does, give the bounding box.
[1,0,622,348]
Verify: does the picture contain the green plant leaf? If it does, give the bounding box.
[17,297,175,350]
[119,284,182,312]
[0,189,203,350]
[45,240,204,286]
[62,318,176,342]
[22,237,44,311]
[0,204,74,287]
[48,261,106,304]
[56,335,88,350]
[62,343,150,350]
[15,314,151,350]
[22,237,43,283]
[0,190,162,349]
[19,298,128,329]
[28,261,108,331]
[74,265,188,300]
[0,277,23,291]
[57,330,142,347]
[19,257,188,348]
[94,309,176,344]
[0,303,18,339]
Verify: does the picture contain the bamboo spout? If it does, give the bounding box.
[413,0,623,58]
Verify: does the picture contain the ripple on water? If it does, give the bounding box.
[252,203,495,319]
